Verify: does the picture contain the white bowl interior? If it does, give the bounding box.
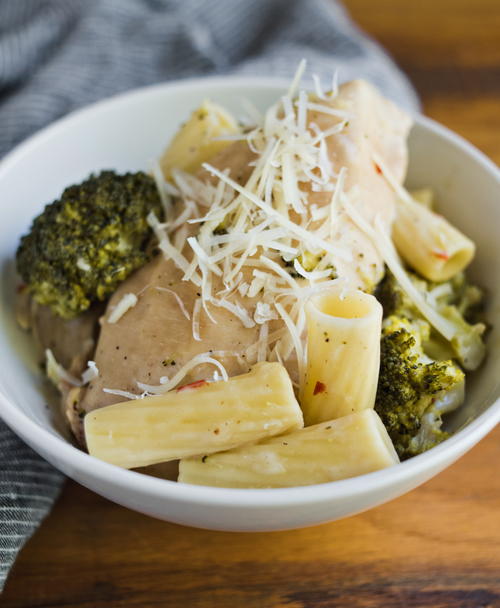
[0,79,498,529]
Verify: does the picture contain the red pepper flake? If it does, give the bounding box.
[313,381,326,395]
[374,162,382,175]
[176,380,209,392]
[432,250,450,261]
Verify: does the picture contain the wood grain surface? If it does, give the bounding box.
[2,1,499,606]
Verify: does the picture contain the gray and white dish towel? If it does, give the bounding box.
[0,0,418,591]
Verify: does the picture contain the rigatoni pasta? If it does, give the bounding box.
[160,100,240,178]
[410,187,434,209]
[178,410,399,488]
[301,287,383,425]
[85,362,303,469]
[392,195,475,282]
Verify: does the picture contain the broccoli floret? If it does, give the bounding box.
[375,269,425,318]
[375,316,465,460]
[376,270,486,370]
[444,272,480,314]
[16,170,162,319]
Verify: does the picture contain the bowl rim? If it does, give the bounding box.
[0,75,499,508]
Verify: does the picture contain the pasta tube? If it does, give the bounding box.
[410,187,434,209]
[160,100,240,178]
[84,362,303,469]
[178,410,399,488]
[392,196,475,282]
[301,287,382,425]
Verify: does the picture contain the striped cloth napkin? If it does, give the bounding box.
[0,0,418,591]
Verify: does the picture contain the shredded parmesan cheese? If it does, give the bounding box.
[254,302,278,325]
[192,298,202,341]
[152,160,173,218]
[45,349,81,387]
[155,287,191,320]
[202,164,351,263]
[46,351,98,388]
[209,297,255,328]
[136,352,229,394]
[372,152,414,206]
[312,74,327,101]
[257,322,269,362]
[107,293,138,324]
[275,302,305,387]
[102,388,148,400]
[81,361,99,384]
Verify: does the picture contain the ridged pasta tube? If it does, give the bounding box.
[178,410,399,488]
[410,187,434,209]
[301,287,383,425]
[392,196,475,282]
[84,362,303,469]
[160,100,240,178]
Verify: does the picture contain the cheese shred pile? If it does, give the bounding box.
[147,64,357,388]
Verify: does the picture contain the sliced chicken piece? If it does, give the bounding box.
[304,79,412,288]
[71,255,267,443]
[71,141,260,439]
[16,289,102,374]
[16,289,103,440]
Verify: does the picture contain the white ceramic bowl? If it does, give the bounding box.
[0,77,499,531]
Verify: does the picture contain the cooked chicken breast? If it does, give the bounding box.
[16,289,102,375]
[70,80,411,443]
[300,79,411,287]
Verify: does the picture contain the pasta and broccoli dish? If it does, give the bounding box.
[15,65,487,488]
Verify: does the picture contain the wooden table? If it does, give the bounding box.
[3,1,499,606]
